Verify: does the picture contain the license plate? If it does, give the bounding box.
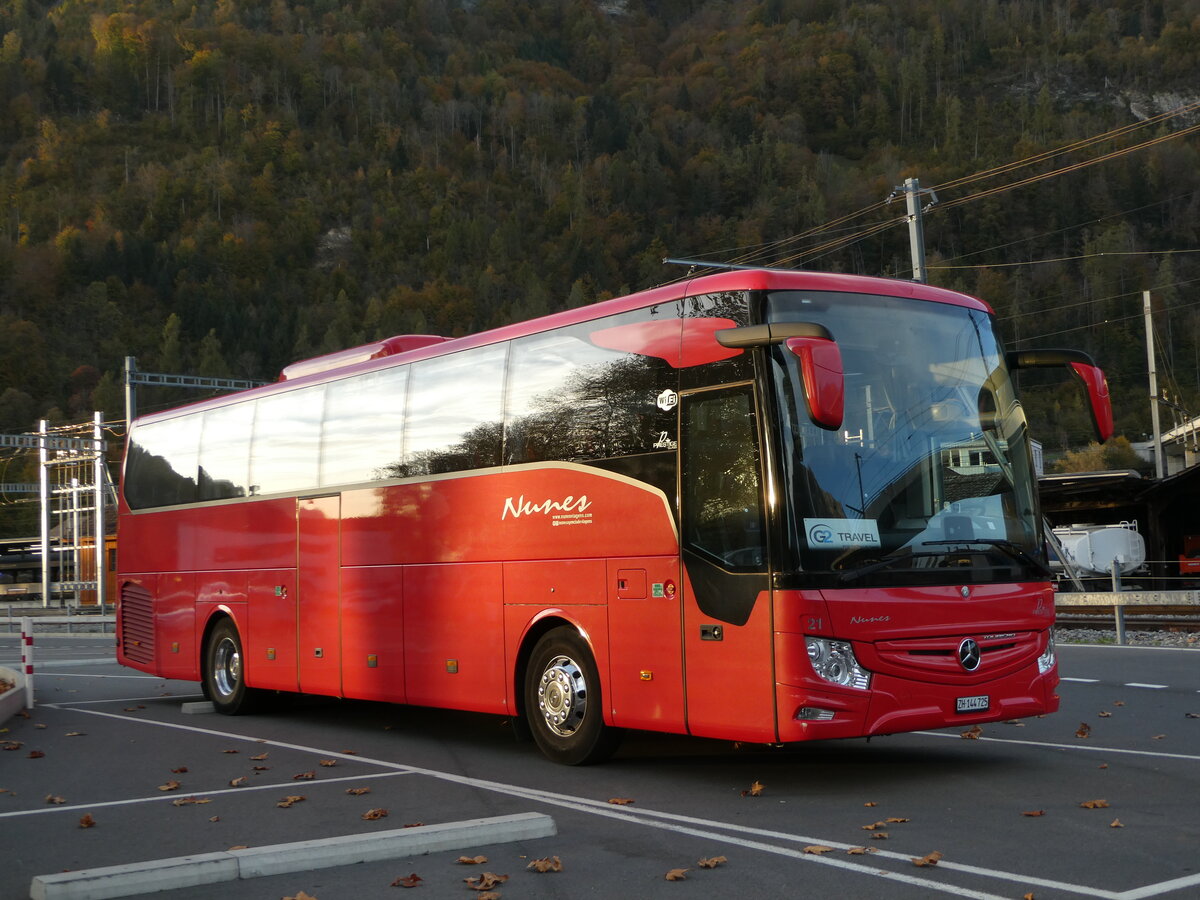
[956,695,989,713]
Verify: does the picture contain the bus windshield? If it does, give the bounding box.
[768,290,1044,587]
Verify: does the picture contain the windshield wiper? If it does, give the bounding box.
[837,548,958,583]
[921,539,1053,578]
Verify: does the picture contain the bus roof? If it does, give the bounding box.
[133,269,991,426]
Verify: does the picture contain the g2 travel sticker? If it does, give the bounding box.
[803,518,881,549]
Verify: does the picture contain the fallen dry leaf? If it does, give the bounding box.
[885,817,910,824]
[208,816,220,822]
[457,856,488,865]
[158,780,182,792]
[741,780,765,797]
[227,844,248,851]
[346,787,371,796]
[79,814,95,828]
[250,752,268,761]
[319,759,337,767]
[960,724,983,739]
[608,797,635,805]
[1,741,21,751]
[464,872,508,890]
[1152,734,1166,740]
[912,850,942,867]
[403,822,424,828]
[293,771,316,780]
[847,847,877,855]
[697,855,727,868]
[1110,819,1124,828]
[1024,894,1035,900]
[1185,712,1200,719]
[870,833,889,840]
[253,766,270,771]
[477,894,500,900]
[229,776,247,787]
[1099,763,1109,770]
[222,749,239,754]
[391,873,422,888]
[864,801,877,807]
[1075,723,1091,738]
[861,821,887,831]
[1022,810,1046,817]
[664,868,689,881]
[803,845,834,855]
[362,808,389,820]
[1080,799,1110,809]
[282,890,317,899]
[1098,711,1112,718]
[28,750,45,759]
[527,856,563,872]
[45,795,65,804]
[1113,701,1125,707]
[65,732,85,737]
[171,767,188,774]
[172,796,211,807]
[277,795,306,808]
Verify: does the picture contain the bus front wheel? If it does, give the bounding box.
[524,628,622,765]
[204,619,260,715]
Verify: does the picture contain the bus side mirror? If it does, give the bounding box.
[1068,361,1114,442]
[714,321,845,431]
[1006,349,1113,442]
[785,336,844,430]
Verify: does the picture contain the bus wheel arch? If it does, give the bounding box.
[520,623,622,765]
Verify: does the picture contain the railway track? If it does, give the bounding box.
[1055,611,1200,632]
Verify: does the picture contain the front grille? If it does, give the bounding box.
[120,582,154,665]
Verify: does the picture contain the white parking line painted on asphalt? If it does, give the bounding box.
[1061,677,1100,682]
[45,703,1155,900]
[917,730,1200,763]
[0,771,410,820]
[1122,682,1169,689]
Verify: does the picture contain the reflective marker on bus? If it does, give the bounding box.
[115,268,1112,764]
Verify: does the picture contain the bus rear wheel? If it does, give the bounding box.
[204,619,261,715]
[524,628,622,765]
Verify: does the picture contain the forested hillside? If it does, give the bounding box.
[2,0,1200,479]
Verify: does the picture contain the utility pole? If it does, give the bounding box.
[1144,290,1164,478]
[888,177,937,283]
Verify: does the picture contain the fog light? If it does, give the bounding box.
[796,707,836,721]
[1037,627,1056,674]
[806,637,871,689]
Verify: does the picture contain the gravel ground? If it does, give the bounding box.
[1057,627,1200,648]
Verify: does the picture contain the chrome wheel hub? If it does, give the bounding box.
[537,655,587,737]
[213,638,241,698]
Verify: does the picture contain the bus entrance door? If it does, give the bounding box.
[298,495,343,696]
[678,385,776,742]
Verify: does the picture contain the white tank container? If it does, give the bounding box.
[1052,522,1146,576]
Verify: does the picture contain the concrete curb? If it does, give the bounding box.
[30,811,557,900]
[0,664,25,727]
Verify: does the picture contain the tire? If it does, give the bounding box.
[524,627,622,765]
[203,618,261,715]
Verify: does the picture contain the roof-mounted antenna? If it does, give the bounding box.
[663,257,780,272]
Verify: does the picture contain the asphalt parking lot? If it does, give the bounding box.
[2,635,1199,900]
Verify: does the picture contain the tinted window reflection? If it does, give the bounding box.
[398,345,506,476]
[320,367,408,486]
[251,386,325,496]
[505,305,678,463]
[124,416,201,509]
[198,402,255,501]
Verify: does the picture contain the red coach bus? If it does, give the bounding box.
[116,269,1112,764]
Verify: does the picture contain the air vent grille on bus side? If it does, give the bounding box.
[120,582,155,665]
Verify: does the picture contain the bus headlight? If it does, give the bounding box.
[1038,627,1056,674]
[805,637,871,689]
